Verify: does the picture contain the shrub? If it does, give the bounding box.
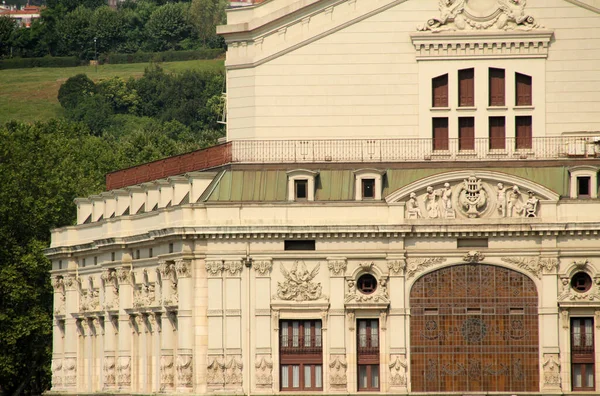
[0,56,81,70]
[98,48,223,64]
[58,74,96,110]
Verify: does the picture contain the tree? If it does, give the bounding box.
[0,16,16,58]
[97,77,140,114]
[189,0,227,47]
[144,2,191,52]
[90,6,127,55]
[56,6,93,58]
[57,73,96,110]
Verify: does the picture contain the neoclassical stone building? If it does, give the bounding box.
[47,0,600,395]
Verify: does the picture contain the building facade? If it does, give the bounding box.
[47,1,600,395]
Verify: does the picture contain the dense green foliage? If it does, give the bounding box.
[1,0,227,60]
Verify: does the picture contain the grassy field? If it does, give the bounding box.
[0,59,225,125]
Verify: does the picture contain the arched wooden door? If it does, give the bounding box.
[410,264,539,393]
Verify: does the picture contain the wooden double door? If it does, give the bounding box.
[410,264,539,393]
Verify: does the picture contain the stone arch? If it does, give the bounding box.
[409,263,539,393]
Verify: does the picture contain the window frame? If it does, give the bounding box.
[287,170,318,202]
[489,68,505,107]
[458,68,475,107]
[280,320,323,392]
[433,117,449,151]
[488,116,506,150]
[361,179,375,199]
[515,115,533,150]
[432,74,449,108]
[571,317,595,391]
[516,72,533,106]
[458,117,475,151]
[294,179,308,201]
[357,319,380,391]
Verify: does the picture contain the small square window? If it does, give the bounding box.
[362,179,375,199]
[82,258,86,267]
[94,256,98,265]
[294,180,308,200]
[149,248,153,258]
[111,252,115,262]
[578,177,591,197]
[58,260,62,270]
[135,249,140,260]
[169,243,174,253]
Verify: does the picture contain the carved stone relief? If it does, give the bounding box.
[160,261,178,305]
[103,356,116,388]
[501,256,558,279]
[176,353,193,387]
[53,276,66,315]
[275,261,323,301]
[160,355,174,390]
[101,268,119,310]
[406,257,446,278]
[404,176,542,219]
[51,358,63,388]
[387,259,406,275]
[254,259,272,276]
[255,356,273,388]
[134,270,156,308]
[329,355,348,388]
[345,276,389,304]
[463,251,485,263]
[175,259,191,278]
[64,357,77,387]
[116,267,131,285]
[207,356,225,386]
[327,258,347,276]
[205,260,224,277]
[224,356,243,386]
[223,260,243,276]
[418,0,540,32]
[80,276,100,312]
[543,353,561,388]
[389,355,408,387]
[117,356,131,387]
[558,274,600,301]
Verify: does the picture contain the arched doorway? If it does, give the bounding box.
[410,264,539,392]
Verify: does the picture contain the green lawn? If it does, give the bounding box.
[0,59,225,124]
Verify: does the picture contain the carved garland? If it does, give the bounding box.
[501,256,558,279]
[406,257,447,279]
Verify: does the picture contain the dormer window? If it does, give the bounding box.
[354,169,385,201]
[569,166,598,199]
[287,170,318,202]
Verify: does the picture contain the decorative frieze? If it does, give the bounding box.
[176,352,193,387]
[223,260,243,276]
[406,257,446,279]
[327,257,347,276]
[133,270,156,308]
[103,356,116,388]
[207,356,225,386]
[64,357,77,387]
[205,260,224,277]
[101,268,119,310]
[255,356,273,388]
[329,355,348,388]
[53,276,66,315]
[501,256,558,279]
[117,356,131,387]
[51,358,63,388]
[225,356,243,385]
[275,261,323,301]
[80,276,100,312]
[389,355,408,387]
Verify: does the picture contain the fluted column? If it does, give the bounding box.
[117,266,133,390]
[176,258,193,392]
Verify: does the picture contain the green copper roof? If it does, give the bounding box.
[203,167,569,202]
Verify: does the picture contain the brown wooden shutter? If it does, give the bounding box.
[432,118,449,151]
[459,117,475,150]
[516,73,532,106]
[515,116,532,149]
[489,68,505,106]
[489,116,505,150]
[432,74,448,107]
[459,68,474,107]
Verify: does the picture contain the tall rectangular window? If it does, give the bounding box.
[432,118,449,151]
[432,74,448,107]
[357,319,380,391]
[458,68,475,107]
[294,180,307,200]
[459,117,475,151]
[280,320,323,391]
[571,317,595,391]
[516,73,532,106]
[515,116,532,149]
[489,68,505,106]
[489,116,506,150]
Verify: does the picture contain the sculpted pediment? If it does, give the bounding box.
[418,0,541,32]
[386,171,559,220]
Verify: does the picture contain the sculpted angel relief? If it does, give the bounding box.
[276,261,323,301]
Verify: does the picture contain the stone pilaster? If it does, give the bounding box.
[117,266,132,390]
[176,258,193,392]
[63,273,78,391]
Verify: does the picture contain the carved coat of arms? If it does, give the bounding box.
[458,176,487,218]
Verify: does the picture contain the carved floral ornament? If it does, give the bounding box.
[418,0,541,32]
[543,353,561,388]
[501,256,559,279]
[329,355,348,387]
[389,355,408,387]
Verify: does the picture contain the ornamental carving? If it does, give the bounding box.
[275,261,323,301]
[254,259,272,276]
[406,257,446,278]
[176,353,193,387]
[501,256,558,279]
[134,270,156,308]
[205,260,224,276]
[64,274,76,290]
[64,357,76,386]
[224,356,243,385]
[255,356,273,387]
[558,274,600,301]
[51,358,63,388]
[418,0,540,32]
[53,276,66,315]
[160,355,174,390]
[389,355,408,387]
[463,251,485,263]
[207,356,225,386]
[329,355,348,387]
[387,259,406,275]
[117,356,131,387]
[223,260,243,276]
[80,276,100,312]
[103,356,115,388]
[327,258,347,276]
[175,259,191,278]
[543,353,561,388]
[116,267,131,284]
[101,269,119,310]
[345,277,389,304]
[403,176,545,220]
